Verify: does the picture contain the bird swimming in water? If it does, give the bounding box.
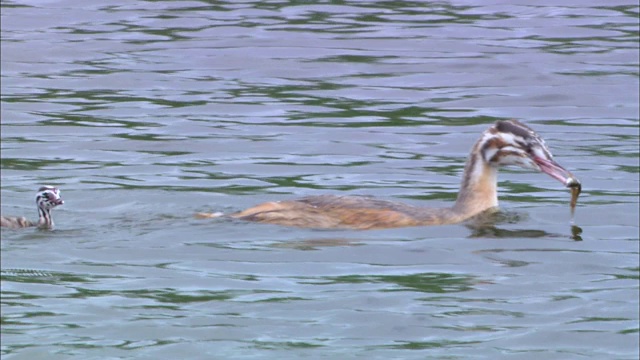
[197,120,580,230]
[1,186,64,230]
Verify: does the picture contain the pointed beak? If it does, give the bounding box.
[534,156,580,188]
[53,199,64,206]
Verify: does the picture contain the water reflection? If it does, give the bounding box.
[270,238,364,250]
[2,0,637,358]
[302,272,477,294]
[467,209,584,241]
[467,223,583,241]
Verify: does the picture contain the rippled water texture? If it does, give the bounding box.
[1,1,639,359]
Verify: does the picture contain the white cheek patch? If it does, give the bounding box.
[495,153,519,165]
[483,147,498,162]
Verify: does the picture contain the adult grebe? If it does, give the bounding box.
[197,120,580,229]
[1,186,64,230]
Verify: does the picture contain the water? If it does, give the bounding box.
[1,1,638,359]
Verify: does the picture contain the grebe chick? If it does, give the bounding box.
[1,186,64,230]
[198,120,580,230]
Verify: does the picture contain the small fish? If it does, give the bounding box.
[566,177,581,223]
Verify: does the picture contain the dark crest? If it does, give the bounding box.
[495,120,535,140]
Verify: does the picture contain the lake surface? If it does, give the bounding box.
[1,0,638,359]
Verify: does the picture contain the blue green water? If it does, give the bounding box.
[2,1,638,359]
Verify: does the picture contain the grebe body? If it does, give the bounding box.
[229,195,465,230]
[198,120,579,230]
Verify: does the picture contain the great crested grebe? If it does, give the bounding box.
[197,120,581,230]
[1,186,64,230]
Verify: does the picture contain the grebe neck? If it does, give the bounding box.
[451,145,498,219]
[37,207,54,229]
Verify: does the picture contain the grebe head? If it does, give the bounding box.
[36,186,64,211]
[481,120,579,187]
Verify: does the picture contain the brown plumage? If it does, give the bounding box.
[1,186,64,230]
[229,196,459,230]
[197,120,580,230]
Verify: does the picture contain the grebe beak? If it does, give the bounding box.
[533,156,580,188]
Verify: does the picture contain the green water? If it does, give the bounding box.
[1,1,638,359]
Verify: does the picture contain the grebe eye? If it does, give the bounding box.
[525,144,534,154]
